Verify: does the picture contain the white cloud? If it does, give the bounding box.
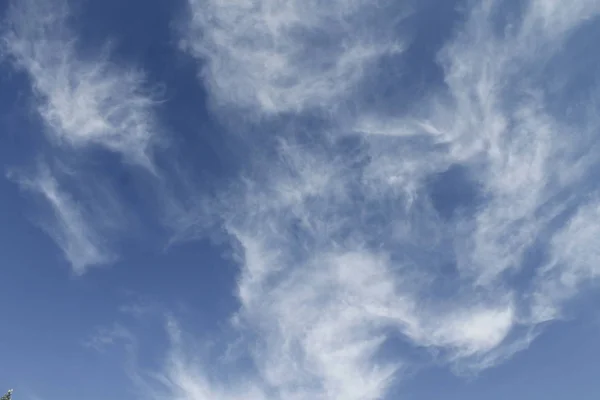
[85,323,135,352]
[532,199,600,322]
[135,134,520,398]
[12,165,115,274]
[180,0,405,115]
[145,320,269,400]
[355,0,600,287]
[2,0,161,169]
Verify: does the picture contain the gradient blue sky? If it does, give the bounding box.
[1,0,600,399]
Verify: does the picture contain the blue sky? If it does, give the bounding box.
[1,0,600,399]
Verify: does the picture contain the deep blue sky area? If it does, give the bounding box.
[1,0,600,399]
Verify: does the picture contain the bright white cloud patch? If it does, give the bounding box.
[181,0,405,115]
[2,0,160,169]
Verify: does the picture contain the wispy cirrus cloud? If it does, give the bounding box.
[180,0,405,115]
[11,164,118,274]
[533,198,600,322]
[2,0,161,169]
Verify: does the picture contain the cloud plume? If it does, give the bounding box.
[12,164,117,274]
[2,0,161,168]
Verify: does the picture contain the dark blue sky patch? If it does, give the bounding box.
[426,163,484,221]
[356,0,463,118]
[0,63,48,167]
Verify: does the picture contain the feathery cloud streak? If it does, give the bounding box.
[11,165,117,274]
